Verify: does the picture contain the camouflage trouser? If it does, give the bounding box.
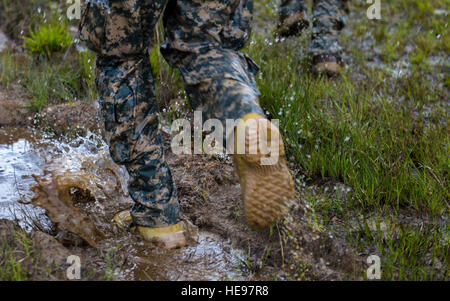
[79,0,179,227]
[279,0,348,60]
[79,0,263,226]
[175,50,264,143]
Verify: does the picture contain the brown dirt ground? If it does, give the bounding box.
[0,86,33,127]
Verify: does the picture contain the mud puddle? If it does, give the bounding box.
[0,127,51,227]
[0,126,268,280]
[1,118,365,280]
[114,232,249,281]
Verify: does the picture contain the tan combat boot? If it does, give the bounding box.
[233,113,295,229]
[312,54,343,77]
[113,210,186,249]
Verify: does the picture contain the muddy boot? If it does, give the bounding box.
[113,209,133,228]
[113,210,186,249]
[136,223,186,249]
[312,54,343,77]
[233,113,295,229]
[275,8,309,38]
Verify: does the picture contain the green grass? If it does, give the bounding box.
[0,221,66,281]
[0,50,96,111]
[0,1,95,111]
[254,47,448,214]
[0,224,32,280]
[23,21,73,58]
[0,51,20,89]
[0,247,28,281]
[251,0,449,280]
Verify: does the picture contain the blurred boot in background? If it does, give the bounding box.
[276,0,349,76]
[276,0,310,37]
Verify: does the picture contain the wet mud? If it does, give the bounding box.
[0,114,364,280]
[0,125,271,280]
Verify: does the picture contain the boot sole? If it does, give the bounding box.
[234,119,295,229]
[238,158,294,229]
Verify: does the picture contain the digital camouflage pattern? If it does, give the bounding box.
[79,0,264,227]
[279,0,307,20]
[161,0,264,141]
[278,0,348,61]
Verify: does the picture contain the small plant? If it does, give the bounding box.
[23,22,72,58]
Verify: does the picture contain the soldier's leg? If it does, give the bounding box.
[276,0,309,37]
[95,58,179,228]
[79,0,185,248]
[180,51,295,229]
[181,52,264,141]
[161,0,295,229]
[184,65,295,229]
[310,0,347,75]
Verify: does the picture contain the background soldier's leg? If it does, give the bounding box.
[310,0,347,75]
[80,0,180,228]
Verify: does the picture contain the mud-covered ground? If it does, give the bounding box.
[0,96,366,280]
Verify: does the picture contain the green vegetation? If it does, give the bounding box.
[23,22,72,58]
[0,49,95,111]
